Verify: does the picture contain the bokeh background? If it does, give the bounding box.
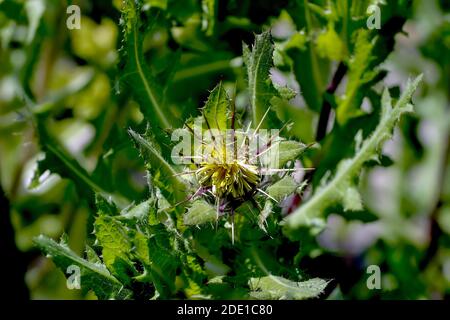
[1,0,449,299]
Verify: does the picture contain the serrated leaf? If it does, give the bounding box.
[342,185,363,211]
[183,199,217,226]
[202,82,229,132]
[277,140,307,167]
[133,225,179,297]
[336,30,378,124]
[120,199,154,223]
[33,235,131,299]
[133,231,151,266]
[249,276,327,300]
[95,194,118,216]
[184,254,207,283]
[273,84,297,101]
[129,128,186,204]
[243,31,281,129]
[284,75,423,232]
[94,215,136,285]
[120,0,179,131]
[260,139,307,169]
[85,245,102,265]
[180,253,208,298]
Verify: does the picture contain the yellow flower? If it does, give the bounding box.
[196,160,260,199]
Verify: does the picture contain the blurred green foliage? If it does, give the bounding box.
[0,0,449,299]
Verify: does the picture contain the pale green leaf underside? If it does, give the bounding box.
[259,140,307,169]
[277,140,307,167]
[120,199,154,222]
[184,199,217,225]
[266,176,298,201]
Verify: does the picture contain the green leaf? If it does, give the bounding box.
[249,276,328,300]
[202,82,230,132]
[184,199,217,226]
[133,225,179,297]
[266,176,298,201]
[121,0,178,130]
[129,128,187,204]
[33,235,131,299]
[288,4,328,112]
[289,44,327,112]
[0,0,24,23]
[336,30,378,124]
[95,194,118,216]
[278,140,307,167]
[273,101,316,143]
[243,31,281,129]
[94,215,136,285]
[120,199,154,223]
[85,245,102,265]
[284,75,423,232]
[133,231,151,266]
[259,139,307,171]
[316,23,345,61]
[181,254,208,297]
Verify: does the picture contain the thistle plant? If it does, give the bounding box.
[168,82,311,243]
[24,0,426,300]
[33,28,323,300]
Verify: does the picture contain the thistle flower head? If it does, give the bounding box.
[173,83,309,245]
[196,160,260,199]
